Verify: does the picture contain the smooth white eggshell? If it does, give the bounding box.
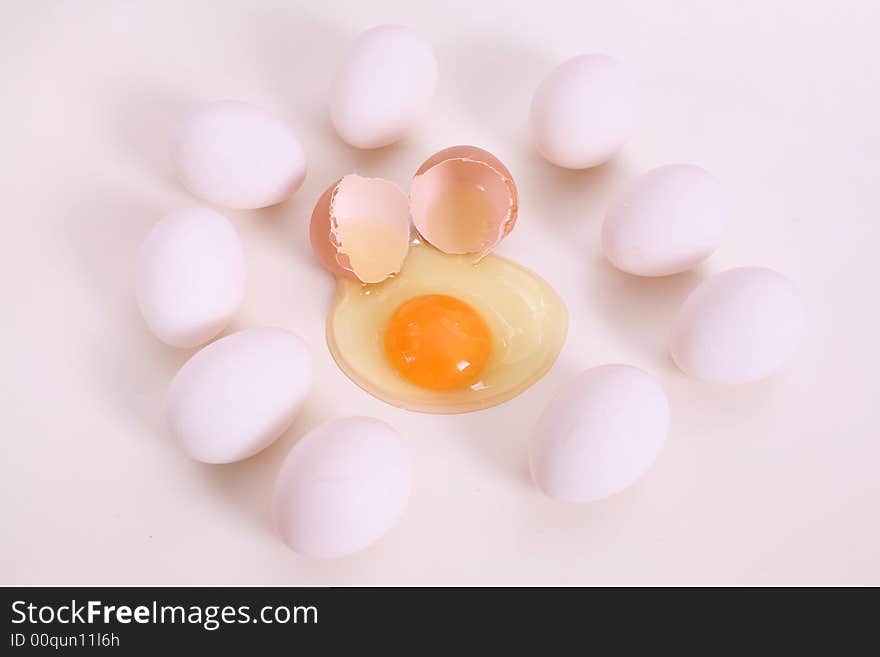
[671,267,805,384]
[330,25,437,149]
[603,165,725,276]
[168,328,311,464]
[137,207,245,348]
[530,365,669,502]
[273,417,410,558]
[174,101,306,209]
[530,54,634,169]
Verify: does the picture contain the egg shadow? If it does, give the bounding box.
[61,186,196,443]
[191,401,327,538]
[663,363,794,449]
[252,193,320,265]
[522,154,631,231]
[440,31,555,145]
[105,81,202,188]
[248,8,345,131]
[447,353,584,490]
[588,256,704,367]
[489,149,637,284]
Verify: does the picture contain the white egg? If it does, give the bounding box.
[167,328,311,464]
[273,417,411,558]
[174,101,306,209]
[137,207,245,348]
[530,365,669,502]
[530,54,634,169]
[603,165,725,276]
[330,25,437,149]
[671,267,805,384]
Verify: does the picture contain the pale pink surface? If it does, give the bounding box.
[175,100,306,209]
[603,165,725,276]
[273,417,411,558]
[530,365,669,502]
[671,267,805,384]
[2,0,879,585]
[168,328,312,463]
[137,207,246,348]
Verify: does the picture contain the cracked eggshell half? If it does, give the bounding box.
[309,175,412,284]
[409,145,518,259]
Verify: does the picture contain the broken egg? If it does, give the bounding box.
[410,146,518,259]
[310,148,566,414]
[327,242,567,413]
[309,175,411,284]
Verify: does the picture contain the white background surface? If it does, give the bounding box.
[2,0,878,585]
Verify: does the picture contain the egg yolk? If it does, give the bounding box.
[384,294,492,391]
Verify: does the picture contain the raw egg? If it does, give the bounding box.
[671,267,805,384]
[137,207,245,348]
[174,100,306,210]
[603,165,725,276]
[530,54,634,169]
[273,416,410,558]
[530,365,669,502]
[310,147,567,413]
[328,242,567,413]
[384,294,492,391]
[330,25,438,149]
[167,328,311,463]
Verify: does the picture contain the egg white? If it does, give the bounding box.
[326,242,568,413]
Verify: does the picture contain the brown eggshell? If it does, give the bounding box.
[309,178,357,280]
[410,145,518,258]
[309,175,412,283]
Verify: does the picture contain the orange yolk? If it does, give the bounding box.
[384,294,492,391]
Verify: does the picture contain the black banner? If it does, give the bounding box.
[2,586,589,650]
[3,586,855,650]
